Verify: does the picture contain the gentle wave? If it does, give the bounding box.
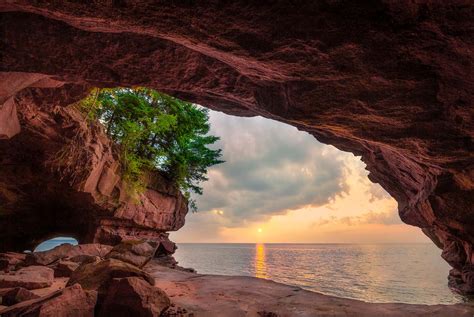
[174,243,469,305]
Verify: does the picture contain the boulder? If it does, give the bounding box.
[51,260,80,278]
[105,240,158,268]
[68,255,100,264]
[0,287,40,306]
[67,258,154,294]
[0,284,97,317]
[71,244,113,258]
[99,277,170,317]
[0,266,54,290]
[152,255,178,269]
[26,244,113,266]
[0,252,26,271]
[25,244,74,266]
[157,240,177,256]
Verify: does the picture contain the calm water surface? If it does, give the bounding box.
[174,243,469,305]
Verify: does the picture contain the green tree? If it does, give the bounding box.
[78,87,224,211]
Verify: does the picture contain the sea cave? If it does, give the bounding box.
[0,1,473,316]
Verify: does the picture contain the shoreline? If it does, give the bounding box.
[1,251,473,316]
[145,260,474,317]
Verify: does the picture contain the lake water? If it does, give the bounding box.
[35,240,468,305]
[174,243,469,305]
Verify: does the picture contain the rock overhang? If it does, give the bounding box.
[0,0,472,292]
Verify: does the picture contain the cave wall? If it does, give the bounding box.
[0,1,473,292]
[0,83,187,252]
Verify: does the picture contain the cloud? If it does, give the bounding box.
[368,182,392,202]
[312,209,402,227]
[362,210,402,225]
[192,110,349,226]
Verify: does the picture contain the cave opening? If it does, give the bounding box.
[43,85,454,304]
[0,83,468,305]
[167,105,463,304]
[0,1,472,313]
[71,87,423,245]
[33,236,78,252]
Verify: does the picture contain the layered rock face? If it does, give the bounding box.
[0,1,473,292]
[0,81,187,252]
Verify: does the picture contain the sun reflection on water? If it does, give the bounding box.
[255,243,268,279]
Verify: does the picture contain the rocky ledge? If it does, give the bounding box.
[1,241,473,317]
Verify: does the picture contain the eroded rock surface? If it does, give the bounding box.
[67,258,154,294]
[0,266,54,290]
[0,287,40,306]
[25,244,112,266]
[51,260,80,278]
[0,283,97,317]
[0,88,187,252]
[0,252,26,272]
[0,242,169,315]
[0,0,473,292]
[99,277,170,317]
[105,240,159,268]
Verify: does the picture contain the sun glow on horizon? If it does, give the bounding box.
[170,110,429,244]
[172,155,429,244]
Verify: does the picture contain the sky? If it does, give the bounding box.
[171,110,429,244]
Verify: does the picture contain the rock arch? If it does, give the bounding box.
[33,236,78,252]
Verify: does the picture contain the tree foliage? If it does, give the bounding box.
[77,87,224,211]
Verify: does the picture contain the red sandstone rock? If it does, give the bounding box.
[67,258,154,294]
[0,0,472,293]
[26,244,113,266]
[158,240,177,255]
[51,260,79,278]
[0,98,20,139]
[0,284,97,317]
[68,244,113,258]
[105,240,159,268]
[0,287,40,306]
[0,98,188,252]
[0,252,26,272]
[25,244,75,266]
[0,266,54,290]
[99,277,170,317]
[91,222,177,251]
[115,188,187,231]
[68,255,100,264]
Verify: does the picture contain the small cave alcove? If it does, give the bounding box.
[33,236,78,252]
